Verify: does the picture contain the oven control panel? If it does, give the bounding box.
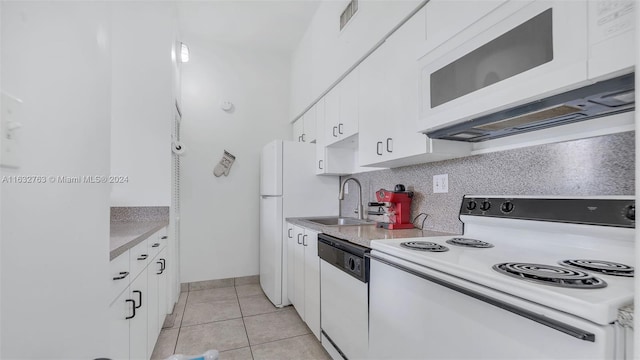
[460,196,635,228]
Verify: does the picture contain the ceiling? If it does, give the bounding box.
[177,0,322,53]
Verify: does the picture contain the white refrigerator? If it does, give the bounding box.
[260,140,338,307]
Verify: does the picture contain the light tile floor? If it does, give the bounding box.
[151,278,331,360]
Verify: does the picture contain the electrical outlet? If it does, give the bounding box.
[433,174,449,193]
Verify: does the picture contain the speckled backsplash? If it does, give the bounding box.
[340,132,635,234]
[111,206,170,222]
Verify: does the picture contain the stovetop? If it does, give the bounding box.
[370,196,635,325]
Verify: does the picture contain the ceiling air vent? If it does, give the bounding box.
[340,0,358,30]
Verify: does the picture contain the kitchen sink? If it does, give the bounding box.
[304,217,376,226]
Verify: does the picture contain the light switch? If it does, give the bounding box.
[1,92,23,168]
[433,174,448,193]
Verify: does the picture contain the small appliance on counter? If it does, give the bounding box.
[371,184,414,230]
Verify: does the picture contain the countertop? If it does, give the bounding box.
[110,221,169,260]
[110,206,170,260]
[287,217,456,248]
[618,304,634,329]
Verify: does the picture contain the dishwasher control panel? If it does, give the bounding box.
[318,233,370,283]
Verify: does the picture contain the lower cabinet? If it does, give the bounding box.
[286,223,321,339]
[109,228,171,360]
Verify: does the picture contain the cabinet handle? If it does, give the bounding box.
[318,160,323,170]
[160,258,166,271]
[338,123,344,135]
[137,254,148,261]
[376,141,383,156]
[288,228,293,238]
[298,135,302,142]
[113,271,129,281]
[303,234,308,247]
[301,133,306,142]
[157,261,164,274]
[332,126,338,137]
[152,243,160,248]
[125,299,136,319]
[297,233,302,245]
[386,138,393,153]
[133,290,142,309]
[161,236,168,239]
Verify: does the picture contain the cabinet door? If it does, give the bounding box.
[315,99,327,175]
[358,41,391,166]
[303,229,321,340]
[303,105,317,143]
[383,6,428,161]
[293,117,304,143]
[157,248,168,332]
[109,288,132,360]
[324,86,340,146]
[129,271,148,360]
[339,69,359,139]
[147,256,162,354]
[286,223,296,303]
[293,226,306,320]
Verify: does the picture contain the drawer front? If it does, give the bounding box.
[147,230,162,260]
[109,250,130,302]
[129,238,150,278]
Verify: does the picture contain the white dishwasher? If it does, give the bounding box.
[318,233,369,360]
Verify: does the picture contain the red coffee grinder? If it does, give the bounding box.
[373,184,414,230]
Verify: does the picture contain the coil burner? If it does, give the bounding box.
[445,237,494,248]
[400,241,449,252]
[493,262,607,289]
[559,260,634,277]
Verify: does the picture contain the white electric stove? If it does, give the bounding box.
[369,196,635,360]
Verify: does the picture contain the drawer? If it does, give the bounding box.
[147,230,162,260]
[110,250,130,302]
[129,238,150,278]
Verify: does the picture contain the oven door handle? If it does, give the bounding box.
[368,254,596,342]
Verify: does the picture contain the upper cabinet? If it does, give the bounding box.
[324,70,359,146]
[293,105,318,143]
[358,7,471,168]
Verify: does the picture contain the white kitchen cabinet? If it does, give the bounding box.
[303,229,321,340]
[359,7,471,168]
[324,70,359,147]
[284,223,321,340]
[286,223,296,304]
[157,247,169,331]
[129,270,148,360]
[315,97,359,176]
[293,106,318,144]
[293,225,306,320]
[108,227,171,360]
[109,289,132,360]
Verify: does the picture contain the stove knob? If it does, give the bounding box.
[466,201,477,211]
[625,205,635,221]
[480,201,491,212]
[500,201,514,213]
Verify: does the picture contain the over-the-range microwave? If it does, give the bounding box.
[418,0,635,142]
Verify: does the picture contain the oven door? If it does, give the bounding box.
[418,0,588,134]
[368,251,620,359]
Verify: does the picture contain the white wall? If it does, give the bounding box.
[110,2,175,207]
[179,35,291,282]
[1,2,111,358]
[289,0,422,118]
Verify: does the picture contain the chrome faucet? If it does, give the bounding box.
[339,177,365,220]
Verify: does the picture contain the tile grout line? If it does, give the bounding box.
[236,285,256,360]
[173,290,190,355]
